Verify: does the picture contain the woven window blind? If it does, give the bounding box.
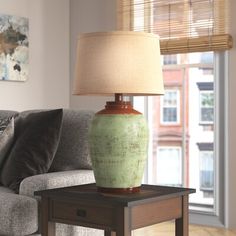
[117,0,233,54]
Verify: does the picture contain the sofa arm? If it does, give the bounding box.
[19,170,95,197]
[0,192,38,235]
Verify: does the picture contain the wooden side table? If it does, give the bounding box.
[35,183,195,236]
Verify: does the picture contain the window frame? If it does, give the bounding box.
[189,52,225,227]
[133,52,226,227]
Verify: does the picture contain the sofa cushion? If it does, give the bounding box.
[0,191,38,235]
[0,109,63,193]
[49,109,94,171]
[0,117,14,169]
[0,185,14,193]
[19,170,95,197]
[0,117,12,133]
[0,110,19,119]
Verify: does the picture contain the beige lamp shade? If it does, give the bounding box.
[73,31,164,95]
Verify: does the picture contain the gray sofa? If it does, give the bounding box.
[0,109,103,236]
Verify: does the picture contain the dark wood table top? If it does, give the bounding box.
[35,184,195,207]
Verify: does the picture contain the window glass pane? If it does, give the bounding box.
[163,55,178,65]
[156,147,182,186]
[163,91,177,106]
[200,52,214,64]
[200,151,214,191]
[201,108,214,122]
[200,93,214,108]
[200,92,214,123]
[134,51,215,213]
[163,108,177,122]
[189,53,214,209]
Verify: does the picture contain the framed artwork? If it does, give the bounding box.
[0,13,29,81]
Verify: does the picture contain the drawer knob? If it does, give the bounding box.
[77,209,87,217]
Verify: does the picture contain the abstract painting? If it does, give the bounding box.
[0,13,29,81]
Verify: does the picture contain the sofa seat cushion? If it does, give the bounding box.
[0,191,38,236]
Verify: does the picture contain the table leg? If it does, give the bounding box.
[175,195,189,236]
[115,207,131,236]
[41,197,56,236]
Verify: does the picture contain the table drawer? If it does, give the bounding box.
[51,200,113,226]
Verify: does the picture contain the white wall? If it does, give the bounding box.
[0,0,70,111]
[70,0,116,111]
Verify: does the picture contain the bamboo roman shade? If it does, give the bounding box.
[117,0,233,54]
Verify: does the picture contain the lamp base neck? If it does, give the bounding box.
[97,93,141,115]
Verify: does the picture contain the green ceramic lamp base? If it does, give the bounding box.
[89,94,148,194]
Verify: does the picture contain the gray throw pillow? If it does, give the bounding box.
[0,117,11,134]
[0,109,63,193]
[0,118,14,168]
[49,110,94,171]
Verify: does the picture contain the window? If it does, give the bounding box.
[156,147,182,186]
[118,0,230,223]
[117,0,232,53]
[199,91,214,124]
[161,90,180,124]
[163,55,177,65]
[200,151,214,192]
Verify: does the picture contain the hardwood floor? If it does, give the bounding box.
[133,222,236,236]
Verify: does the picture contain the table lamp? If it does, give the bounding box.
[73,31,164,193]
